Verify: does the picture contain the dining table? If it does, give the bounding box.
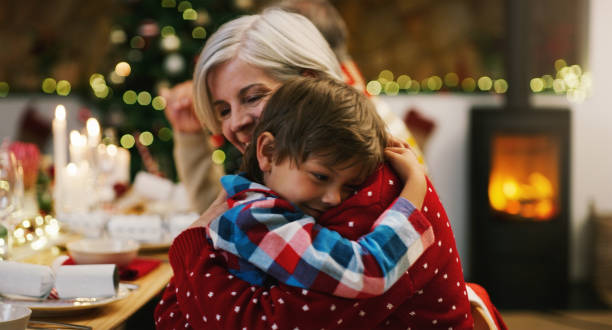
[11,242,173,330]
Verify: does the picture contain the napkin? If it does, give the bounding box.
[107,214,163,243]
[62,257,161,281]
[0,261,55,298]
[54,264,118,298]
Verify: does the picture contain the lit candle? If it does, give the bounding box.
[69,130,87,164]
[53,105,67,213]
[86,118,101,148]
[114,146,131,183]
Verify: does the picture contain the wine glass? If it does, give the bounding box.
[0,142,23,260]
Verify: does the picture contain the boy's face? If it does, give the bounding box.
[264,155,366,218]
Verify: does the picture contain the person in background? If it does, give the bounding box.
[161,0,424,214]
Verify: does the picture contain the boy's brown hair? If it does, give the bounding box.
[243,77,388,183]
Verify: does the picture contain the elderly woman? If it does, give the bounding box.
[155,8,474,330]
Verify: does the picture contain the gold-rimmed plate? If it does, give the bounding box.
[0,283,137,316]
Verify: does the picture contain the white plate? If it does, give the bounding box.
[0,283,136,316]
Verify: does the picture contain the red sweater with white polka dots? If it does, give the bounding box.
[155,164,473,329]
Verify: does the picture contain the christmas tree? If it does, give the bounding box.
[87,0,249,181]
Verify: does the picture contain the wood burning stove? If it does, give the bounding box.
[469,108,570,309]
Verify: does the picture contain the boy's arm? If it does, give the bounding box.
[155,227,401,330]
[207,194,434,298]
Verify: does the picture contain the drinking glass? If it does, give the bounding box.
[0,142,23,260]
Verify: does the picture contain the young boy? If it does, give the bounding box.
[206,77,434,298]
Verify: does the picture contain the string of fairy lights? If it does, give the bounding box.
[366,59,590,102]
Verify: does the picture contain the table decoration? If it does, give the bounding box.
[0,262,54,298]
[55,264,118,299]
[52,105,67,214]
[61,256,161,281]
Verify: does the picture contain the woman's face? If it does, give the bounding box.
[207,58,282,153]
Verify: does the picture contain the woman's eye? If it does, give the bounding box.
[218,107,230,118]
[246,95,263,103]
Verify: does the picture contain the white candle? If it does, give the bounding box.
[115,147,131,183]
[86,118,101,148]
[69,130,87,164]
[53,105,67,214]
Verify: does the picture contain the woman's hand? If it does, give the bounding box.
[384,146,427,210]
[189,190,229,228]
[160,80,203,133]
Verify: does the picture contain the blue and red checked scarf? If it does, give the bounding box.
[206,168,435,298]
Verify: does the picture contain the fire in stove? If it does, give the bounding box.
[487,134,559,220]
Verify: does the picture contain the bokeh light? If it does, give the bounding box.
[461,78,476,92]
[161,35,181,51]
[109,71,125,84]
[384,81,400,96]
[139,131,154,146]
[115,61,131,77]
[554,59,567,72]
[493,79,508,93]
[123,90,138,104]
[444,73,459,87]
[366,81,382,96]
[542,75,554,89]
[110,29,127,44]
[42,78,57,94]
[161,26,175,37]
[427,76,443,91]
[212,149,226,165]
[530,78,544,92]
[183,8,197,20]
[120,134,135,149]
[477,76,493,91]
[192,27,206,39]
[177,1,192,12]
[396,75,411,89]
[56,80,71,96]
[137,91,152,106]
[378,70,394,84]
[152,96,167,110]
[552,79,566,94]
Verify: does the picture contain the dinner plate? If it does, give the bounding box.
[0,283,137,316]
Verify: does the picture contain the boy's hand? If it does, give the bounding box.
[189,190,228,228]
[384,147,427,209]
[160,80,203,133]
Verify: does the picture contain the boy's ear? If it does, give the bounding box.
[256,132,275,172]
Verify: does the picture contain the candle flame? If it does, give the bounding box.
[107,144,118,156]
[66,163,78,176]
[70,130,86,147]
[55,105,66,120]
[86,118,100,136]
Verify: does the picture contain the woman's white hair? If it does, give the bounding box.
[193,8,343,134]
